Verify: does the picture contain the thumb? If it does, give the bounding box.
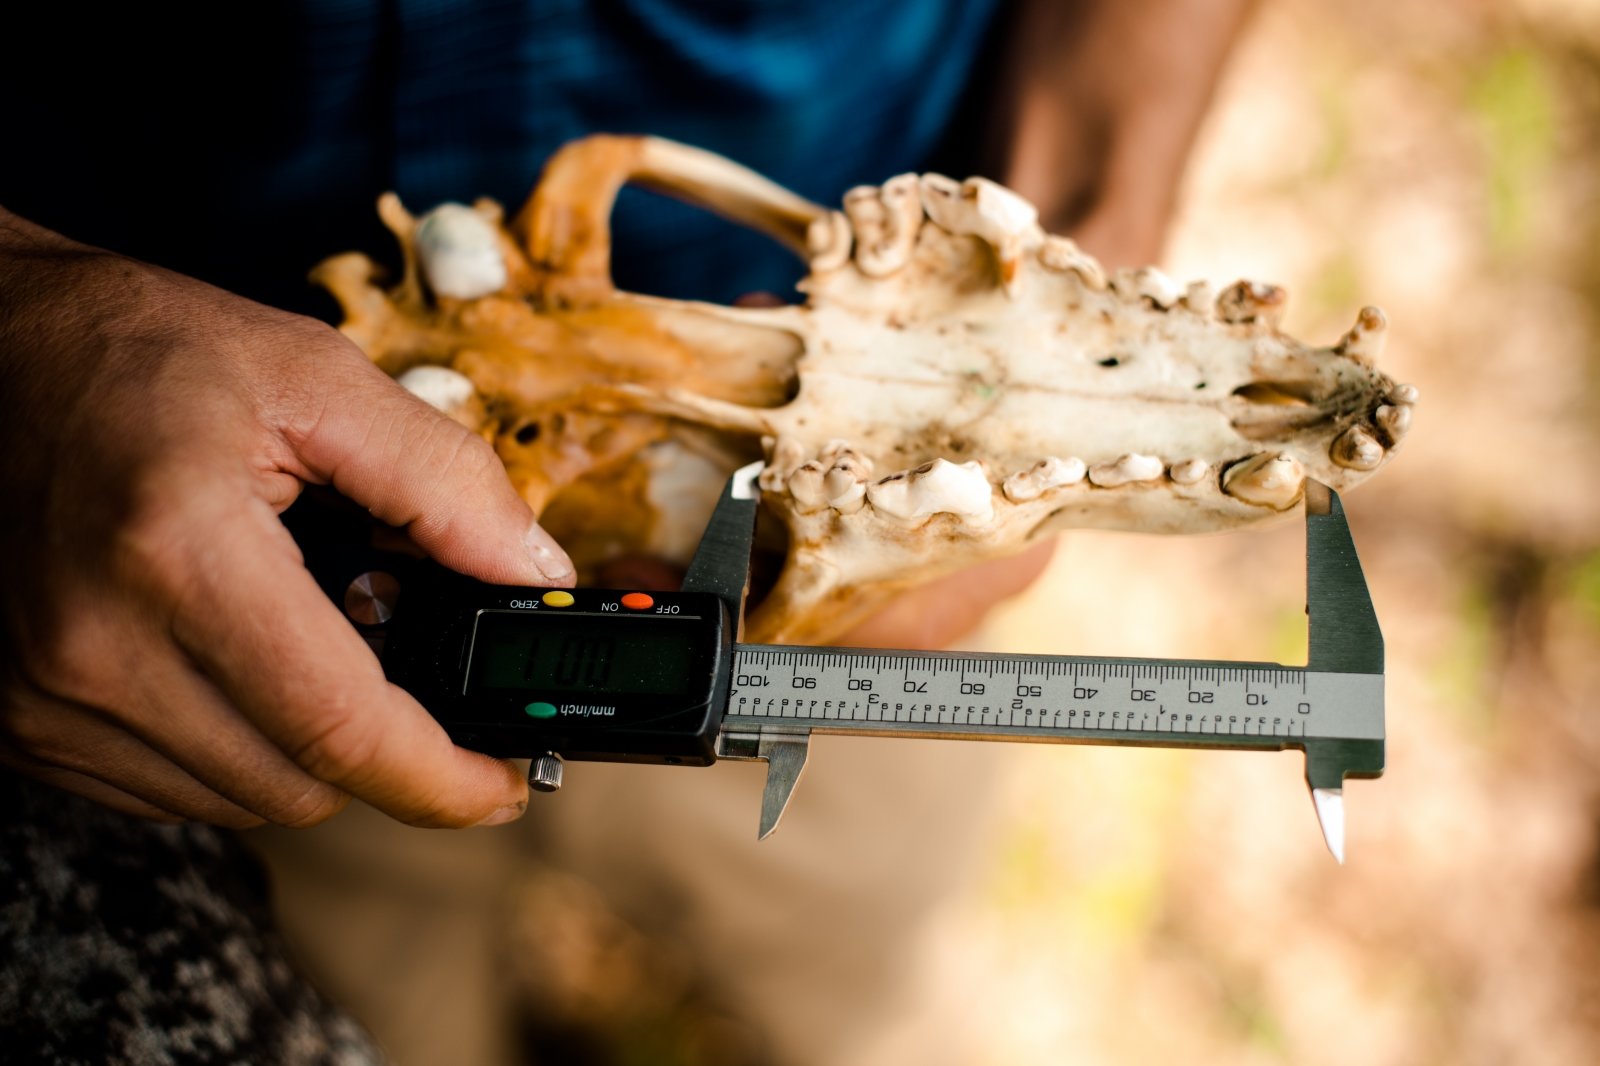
[284,355,574,587]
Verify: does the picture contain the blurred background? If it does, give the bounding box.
[487,1,1600,1062]
[965,0,1600,1061]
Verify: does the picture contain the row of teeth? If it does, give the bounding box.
[810,176,1384,342]
[761,398,1416,523]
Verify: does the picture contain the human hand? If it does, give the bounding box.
[0,210,574,829]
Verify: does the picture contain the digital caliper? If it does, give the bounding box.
[300,462,1384,861]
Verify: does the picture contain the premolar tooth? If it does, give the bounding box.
[852,174,924,278]
[1336,306,1388,365]
[842,186,889,275]
[1003,456,1086,502]
[1222,453,1306,510]
[807,210,852,272]
[817,439,875,476]
[1037,236,1107,290]
[1375,403,1412,444]
[1088,454,1164,488]
[919,174,1038,296]
[1169,458,1209,485]
[1182,281,1213,314]
[1331,426,1385,471]
[1112,267,1181,309]
[787,461,829,512]
[1216,280,1286,327]
[824,459,869,514]
[760,437,808,492]
[415,203,507,300]
[867,459,994,523]
[397,365,484,429]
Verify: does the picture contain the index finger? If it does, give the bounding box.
[170,495,528,827]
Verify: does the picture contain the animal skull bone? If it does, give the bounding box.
[313,135,1416,644]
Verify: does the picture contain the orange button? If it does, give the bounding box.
[621,592,654,610]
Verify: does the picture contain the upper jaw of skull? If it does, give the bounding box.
[320,134,1416,645]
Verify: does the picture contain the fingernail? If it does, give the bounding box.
[476,801,527,827]
[524,522,575,586]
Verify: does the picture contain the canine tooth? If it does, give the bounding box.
[415,203,507,300]
[867,459,994,523]
[1389,383,1420,405]
[1330,426,1384,471]
[787,461,830,512]
[1169,458,1209,485]
[1037,236,1107,290]
[807,210,853,272]
[1222,453,1306,510]
[397,365,484,428]
[1112,267,1181,309]
[1216,280,1286,326]
[1375,403,1411,444]
[919,174,1038,296]
[1088,454,1164,487]
[1336,306,1388,365]
[1002,456,1086,502]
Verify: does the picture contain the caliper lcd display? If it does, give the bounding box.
[467,610,698,698]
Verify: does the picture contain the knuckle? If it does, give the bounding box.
[262,781,350,829]
[287,703,383,785]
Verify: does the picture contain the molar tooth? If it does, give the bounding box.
[1335,306,1388,365]
[866,459,994,523]
[1002,457,1086,502]
[415,203,507,300]
[1169,458,1209,485]
[1389,383,1420,405]
[787,461,830,512]
[1182,281,1214,314]
[1331,426,1385,471]
[1088,454,1164,488]
[1037,236,1107,290]
[1216,280,1286,327]
[1375,403,1412,444]
[1112,267,1181,309]
[396,365,484,429]
[919,174,1038,296]
[1222,453,1306,510]
[807,210,853,272]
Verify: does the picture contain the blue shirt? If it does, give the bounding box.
[4,0,1003,312]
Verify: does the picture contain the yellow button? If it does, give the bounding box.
[541,591,575,607]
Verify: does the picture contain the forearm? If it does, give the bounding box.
[988,0,1258,264]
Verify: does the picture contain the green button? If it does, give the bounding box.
[525,702,558,719]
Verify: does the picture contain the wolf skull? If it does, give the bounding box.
[313,135,1415,644]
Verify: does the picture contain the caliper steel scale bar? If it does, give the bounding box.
[700,464,1384,861]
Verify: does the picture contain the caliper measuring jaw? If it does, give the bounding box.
[693,465,1385,861]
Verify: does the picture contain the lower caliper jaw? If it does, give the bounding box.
[1304,739,1385,864]
[716,730,811,840]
